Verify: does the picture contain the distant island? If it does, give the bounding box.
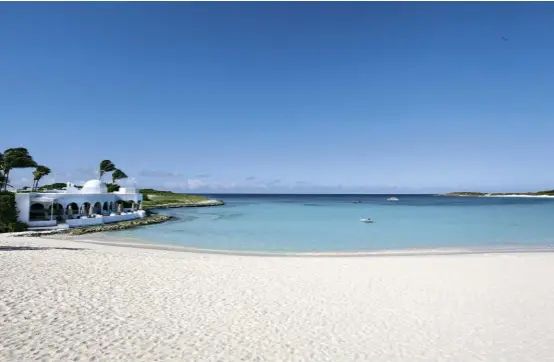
[439,190,554,197]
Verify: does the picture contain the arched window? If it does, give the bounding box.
[81,202,91,215]
[30,203,46,221]
[93,202,102,214]
[48,203,65,219]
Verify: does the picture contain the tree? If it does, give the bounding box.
[32,165,52,191]
[111,169,128,184]
[99,160,116,181]
[1,148,37,191]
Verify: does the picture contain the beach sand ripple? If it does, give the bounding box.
[1,236,554,361]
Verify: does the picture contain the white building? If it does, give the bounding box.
[15,180,145,229]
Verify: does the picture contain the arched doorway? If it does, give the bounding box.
[103,202,109,214]
[81,202,91,216]
[92,202,102,215]
[115,200,123,214]
[66,203,79,219]
[48,203,65,221]
[30,203,46,221]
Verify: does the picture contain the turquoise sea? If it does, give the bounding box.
[106,194,554,253]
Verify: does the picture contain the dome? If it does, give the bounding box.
[81,179,108,194]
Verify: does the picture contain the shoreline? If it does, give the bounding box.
[439,193,554,198]
[483,194,554,198]
[52,233,554,258]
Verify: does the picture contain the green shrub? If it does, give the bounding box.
[37,182,67,190]
[0,191,28,233]
[106,183,120,193]
[120,200,133,208]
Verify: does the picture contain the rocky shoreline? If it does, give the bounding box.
[10,214,175,237]
[69,214,175,235]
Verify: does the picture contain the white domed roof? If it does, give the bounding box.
[81,179,108,194]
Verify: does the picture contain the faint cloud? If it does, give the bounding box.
[195,174,211,179]
[266,179,281,186]
[211,183,230,190]
[140,170,183,178]
[187,179,204,189]
[245,176,256,181]
[163,179,205,190]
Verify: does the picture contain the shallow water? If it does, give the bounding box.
[106,194,554,252]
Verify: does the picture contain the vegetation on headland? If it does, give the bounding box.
[140,189,224,209]
[440,189,554,197]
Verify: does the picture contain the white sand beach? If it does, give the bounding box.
[1,235,554,362]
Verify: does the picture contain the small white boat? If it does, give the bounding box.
[360,218,374,223]
[387,197,399,201]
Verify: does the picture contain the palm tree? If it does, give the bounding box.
[99,160,116,181]
[1,148,37,191]
[111,169,128,184]
[32,165,52,191]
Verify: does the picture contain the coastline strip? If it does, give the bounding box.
[61,236,554,258]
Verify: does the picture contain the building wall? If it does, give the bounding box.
[66,217,104,228]
[14,193,31,224]
[63,212,145,228]
[28,220,57,227]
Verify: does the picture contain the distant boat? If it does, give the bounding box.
[352,200,362,203]
[387,197,399,201]
[360,218,374,223]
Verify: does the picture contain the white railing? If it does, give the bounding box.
[28,220,57,227]
[63,211,145,228]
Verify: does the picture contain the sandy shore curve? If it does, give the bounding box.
[1,235,553,361]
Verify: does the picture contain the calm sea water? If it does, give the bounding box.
[106,194,554,253]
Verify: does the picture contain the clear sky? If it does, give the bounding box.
[2,2,554,193]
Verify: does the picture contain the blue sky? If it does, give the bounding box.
[2,2,554,193]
